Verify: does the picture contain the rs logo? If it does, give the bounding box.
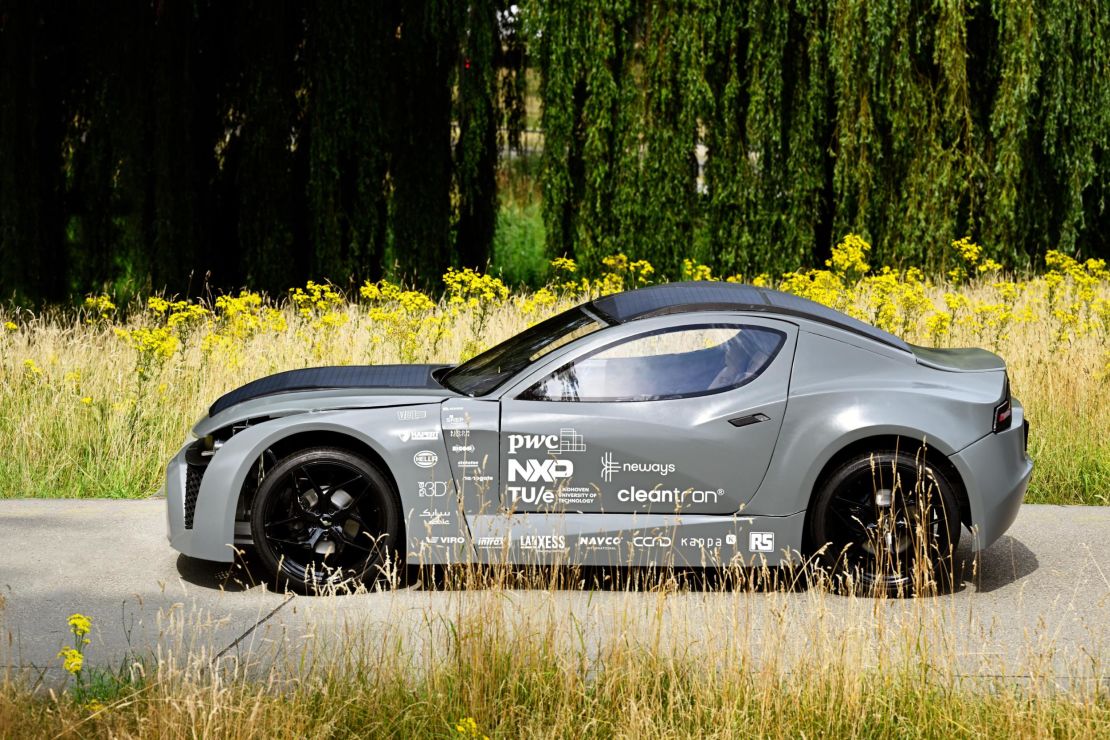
[749,532,775,553]
[507,458,573,483]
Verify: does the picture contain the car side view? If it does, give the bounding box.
[165,282,1032,594]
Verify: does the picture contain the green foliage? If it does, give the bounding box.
[535,0,1110,278]
[491,202,548,288]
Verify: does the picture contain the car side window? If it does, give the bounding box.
[520,324,786,402]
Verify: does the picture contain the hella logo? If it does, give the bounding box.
[413,450,438,468]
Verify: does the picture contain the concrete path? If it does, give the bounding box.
[1,500,1107,686]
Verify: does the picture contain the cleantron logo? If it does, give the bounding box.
[413,450,438,468]
[617,486,722,504]
[600,452,675,482]
[508,458,573,483]
[507,428,585,455]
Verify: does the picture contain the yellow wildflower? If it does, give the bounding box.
[68,613,92,637]
[58,647,83,675]
[3,321,16,331]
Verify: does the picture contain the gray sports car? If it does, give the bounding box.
[165,282,1032,594]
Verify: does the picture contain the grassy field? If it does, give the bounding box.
[2,566,1108,738]
[1,237,1108,504]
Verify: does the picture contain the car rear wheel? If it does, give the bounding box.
[250,447,402,594]
[809,449,960,597]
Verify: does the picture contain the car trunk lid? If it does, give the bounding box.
[910,345,1006,372]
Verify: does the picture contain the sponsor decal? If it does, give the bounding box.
[413,450,439,468]
[423,535,465,545]
[444,414,466,425]
[456,460,479,468]
[576,534,622,551]
[419,509,451,527]
[518,534,566,552]
[680,536,724,549]
[749,532,775,553]
[464,473,494,483]
[632,535,672,548]
[452,444,476,453]
[449,429,470,439]
[397,409,427,421]
[507,428,585,455]
[508,458,573,483]
[476,536,505,549]
[507,485,554,505]
[553,485,597,505]
[600,452,676,482]
[398,429,439,442]
[726,533,737,546]
[617,486,723,505]
[443,405,464,411]
[418,481,449,497]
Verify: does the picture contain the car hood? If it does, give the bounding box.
[193,364,459,437]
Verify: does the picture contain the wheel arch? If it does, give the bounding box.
[800,433,971,554]
[236,428,404,542]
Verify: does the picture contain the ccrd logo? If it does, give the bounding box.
[507,428,585,455]
[632,535,672,548]
[507,485,555,505]
[508,458,573,483]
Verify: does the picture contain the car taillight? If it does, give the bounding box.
[993,374,1012,433]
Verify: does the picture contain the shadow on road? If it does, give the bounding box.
[175,533,1040,598]
[958,534,1039,594]
[175,551,269,593]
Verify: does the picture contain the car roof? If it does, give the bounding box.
[588,281,911,352]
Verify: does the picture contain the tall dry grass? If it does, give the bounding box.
[1,563,1107,737]
[0,267,1107,503]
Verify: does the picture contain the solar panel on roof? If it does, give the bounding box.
[590,281,909,351]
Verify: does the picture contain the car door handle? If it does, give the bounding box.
[729,413,770,428]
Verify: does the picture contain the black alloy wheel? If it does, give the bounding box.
[809,449,960,596]
[250,447,402,594]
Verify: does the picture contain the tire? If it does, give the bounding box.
[250,446,403,594]
[808,449,960,597]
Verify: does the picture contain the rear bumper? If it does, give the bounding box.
[949,400,1033,551]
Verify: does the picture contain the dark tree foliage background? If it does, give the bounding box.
[0,0,1107,302]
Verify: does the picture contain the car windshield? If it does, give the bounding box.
[440,306,605,396]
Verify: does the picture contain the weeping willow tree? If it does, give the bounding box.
[534,0,1110,277]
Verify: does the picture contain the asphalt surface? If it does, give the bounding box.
[1,500,1107,686]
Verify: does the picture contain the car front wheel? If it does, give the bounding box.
[809,449,960,596]
[250,446,402,594]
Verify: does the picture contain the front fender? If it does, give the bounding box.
[172,405,448,562]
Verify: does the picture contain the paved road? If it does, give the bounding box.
[1,500,1107,686]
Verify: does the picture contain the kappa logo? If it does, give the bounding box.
[396,409,428,421]
[418,481,449,497]
[508,458,573,483]
[507,428,585,455]
[601,452,676,482]
[413,450,439,468]
[398,430,439,442]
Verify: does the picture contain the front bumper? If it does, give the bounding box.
[165,440,237,563]
[949,400,1033,551]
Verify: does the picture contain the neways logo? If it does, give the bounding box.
[601,452,676,482]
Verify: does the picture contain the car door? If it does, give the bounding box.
[497,314,798,516]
